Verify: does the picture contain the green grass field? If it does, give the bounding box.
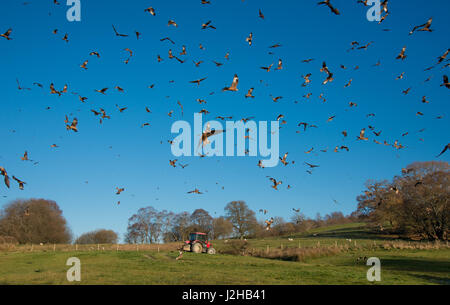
[1,224,449,285]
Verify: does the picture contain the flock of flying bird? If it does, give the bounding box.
[1,1,449,228]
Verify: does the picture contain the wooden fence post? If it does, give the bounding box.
[266,245,269,254]
[53,244,56,252]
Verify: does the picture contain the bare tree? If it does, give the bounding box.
[76,229,118,244]
[211,217,233,239]
[0,198,72,244]
[125,206,158,244]
[125,207,178,244]
[169,212,192,242]
[224,201,257,239]
[357,161,449,240]
[190,209,213,234]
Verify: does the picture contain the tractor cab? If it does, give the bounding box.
[189,232,207,243]
[182,232,216,254]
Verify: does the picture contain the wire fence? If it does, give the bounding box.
[0,242,183,253]
[0,239,447,254]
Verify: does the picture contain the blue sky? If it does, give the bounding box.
[0,0,449,241]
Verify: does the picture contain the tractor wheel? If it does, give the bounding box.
[182,244,191,252]
[207,248,216,255]
[192,243,202,253]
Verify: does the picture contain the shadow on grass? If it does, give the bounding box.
[375,257,450,284]
[380,257,450,272]
[347,256,450,284]
[411,274,450,285]
[304,226,395,241]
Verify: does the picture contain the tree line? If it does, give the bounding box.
[356,161,449,240]
[0,199,356,244]
[123,200,357,243]
[0,161,447,244]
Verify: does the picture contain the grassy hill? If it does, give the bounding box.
[0,223,449,285]
[212,223,394,251]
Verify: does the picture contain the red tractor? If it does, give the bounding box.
[182,232,216,254]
